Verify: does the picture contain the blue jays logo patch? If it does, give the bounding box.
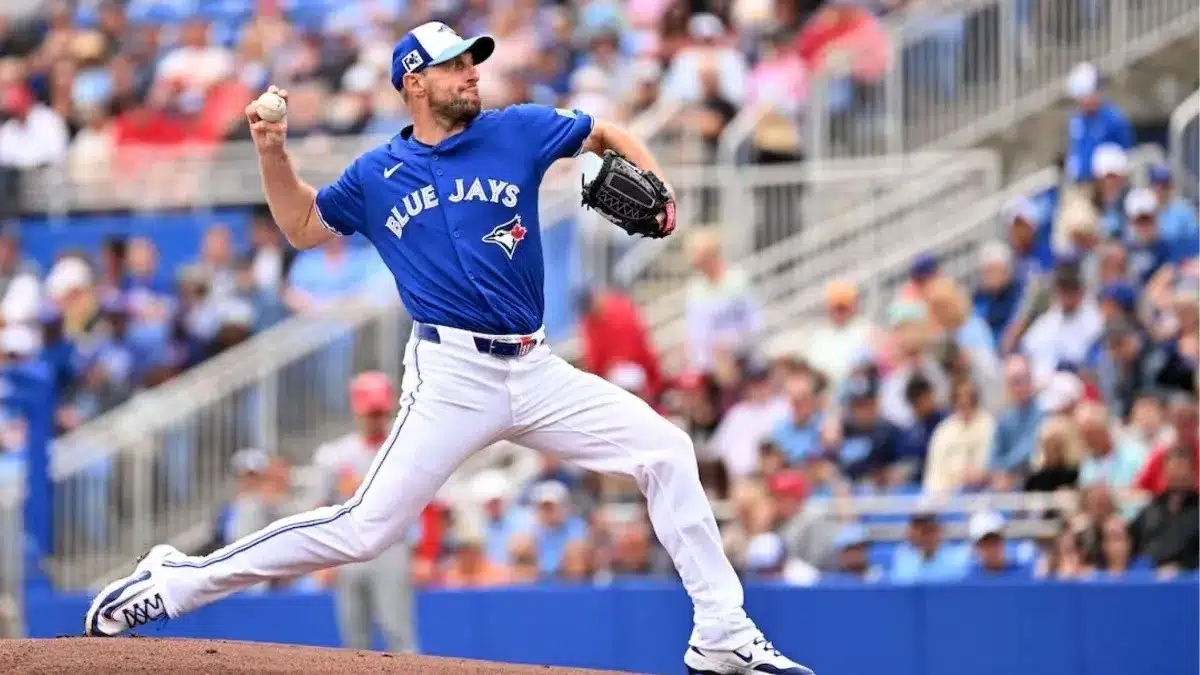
[482,216,527,260]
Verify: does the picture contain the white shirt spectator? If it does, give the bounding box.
[0,104,68,169]
[804,319,873,387]
[924,409,997,494]
[1021,300,1103,383]
[685,266,764,371]
[155,44,234,94]
[710,394,788,479]
[662,15,748,104]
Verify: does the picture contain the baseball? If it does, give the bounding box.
[255,91,287,123]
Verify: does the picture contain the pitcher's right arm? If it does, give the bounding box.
[245,86,336,250]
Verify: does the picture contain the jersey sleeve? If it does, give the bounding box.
[512,104,595,175]
[314,157,365,236]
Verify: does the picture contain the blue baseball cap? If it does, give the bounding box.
[391,22,495,91]
[1148,164,1173,185]
[1099,282,1137,312]
[909,252,939,280]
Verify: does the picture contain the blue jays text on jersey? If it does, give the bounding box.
[314,104,594,335]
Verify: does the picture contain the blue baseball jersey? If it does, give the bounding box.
[314,104,594,335]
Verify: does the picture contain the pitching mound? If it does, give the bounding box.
[0,638,633,675]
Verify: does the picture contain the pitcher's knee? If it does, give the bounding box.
[347,511,399,562]
[638,421,700,481]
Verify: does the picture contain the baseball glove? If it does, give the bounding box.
[581,150,676,239]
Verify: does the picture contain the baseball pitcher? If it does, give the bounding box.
[85,21,812,675]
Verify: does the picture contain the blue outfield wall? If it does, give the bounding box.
[25,579,1198,674]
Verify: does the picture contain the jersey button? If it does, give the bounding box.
[454,230,461,238]
[436,169,443,176]
[468,272,476,280]
[432,154,439,160]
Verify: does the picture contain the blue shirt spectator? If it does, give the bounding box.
[965,511,1034,580]
[839,377,902,481]
[889,514,970,583]
[1148,165,1200,260]
[989,356,1043,473]
[527,481,587,576]
[1064,63,1134,182]
[285,239,376,311]
[771,372,826,464]
[898,374,945,480]
[1003,198,1055,282]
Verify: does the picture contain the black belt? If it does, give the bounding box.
[416,323,542,359]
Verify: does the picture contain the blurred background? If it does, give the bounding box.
[0,0,1197,673]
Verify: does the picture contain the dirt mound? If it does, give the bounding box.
[0,638,633,675]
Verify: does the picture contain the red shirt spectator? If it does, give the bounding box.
[1135,395,1200,494]
[794,2,891,83]
[579,289,663,400]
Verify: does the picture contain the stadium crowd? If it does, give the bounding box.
[0,0,1195,619]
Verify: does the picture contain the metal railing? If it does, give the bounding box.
[48,299,409,589]
[805,0,1200,159]
[0,480,22,637]
[599,152,1002,364]
[754,166,1059,365]
[1170,89,1200,203]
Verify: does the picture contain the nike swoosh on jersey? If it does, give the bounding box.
[384,162,403,178]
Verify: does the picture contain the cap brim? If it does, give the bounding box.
[429,35,495,67]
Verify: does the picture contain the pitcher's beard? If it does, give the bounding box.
[432,96,481,126]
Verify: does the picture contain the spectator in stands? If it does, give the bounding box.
[1093,315,1195,419]
[684,228,763,372]
[966,511,1027,579]
[712,359,787,481]
[0,83,68,169]
[1021,262,1102,383]
[925,380,995,494]
[1003,198,1055,281]
[0,227,37,301]
[1092,515,1150,577]
[878,301,948,427]
[889,512,968,583]
[471,470,526,566]
[663,13,747,105]
[804,279,873,387]
[745,25,808,117]
[1122,392,1173,455]
[1135,393,1200,496]
[990,355,1043,480]
[44,254,95,338]
[506,533,540,584]
[248,209,293,295]
[216,448,280,549]
[1091,144,1131,239]
[836,375,902,486]
[1023,416,1082,493]
[794,0,890,98]
[1147,164,1200,259]
[154,18,233,104]
[678,59,740,161]
[578,287,663,402]
[973,241,1025,343]
[1076,401,1147,490]
[770,370,825,465]
[925,277,999,403]
[527,481,588,576]
[1036,529,1090,580]
[901,253,941,302]
[1064,62,1133,184]
[743,531,819,585]
[560,540,594,582]
[1129,449,1200,572]
[1125,188,1174,285]
[197,225,238,301]
[443,529,511,589]
[827,524,881,582]
[897,374,946,482]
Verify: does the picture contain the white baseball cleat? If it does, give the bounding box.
[685,634,815,675]
[84,544,182,637]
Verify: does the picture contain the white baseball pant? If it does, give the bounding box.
[157,323,759,650]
